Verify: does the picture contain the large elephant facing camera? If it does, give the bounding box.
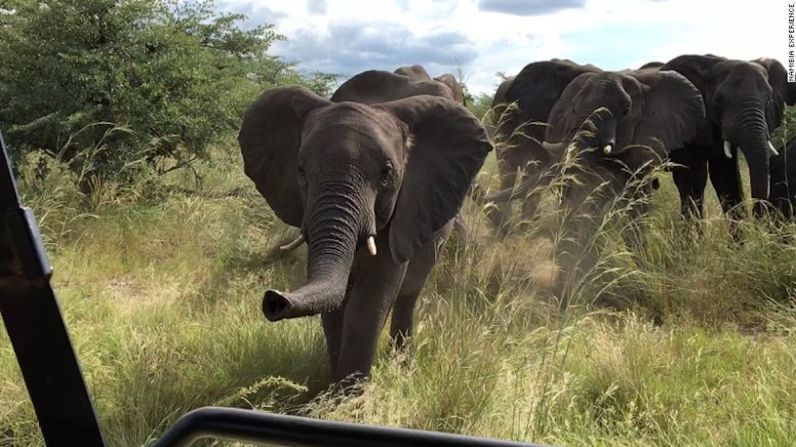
[660,55,796,219]
[238,81,491,384]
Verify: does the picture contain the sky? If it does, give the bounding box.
[219,0,791,95]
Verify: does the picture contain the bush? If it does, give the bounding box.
[0,0,334,182]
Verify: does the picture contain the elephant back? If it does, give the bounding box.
[331,70,453,104]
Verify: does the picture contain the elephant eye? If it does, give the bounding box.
[297,165,305,177]
[622,108,630,117]
[380,161,393,187]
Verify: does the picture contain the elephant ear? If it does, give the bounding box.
[238,86,330,227]
[753,58,795,132]
[506,60,601,127]
[331,70,452,104]
[544,72,598,144]
[631,70,705,156]
[378,96,492,263]
[754,58,796,104]
[660,55,721,145]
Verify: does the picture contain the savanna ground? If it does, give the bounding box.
[3,126,796,447]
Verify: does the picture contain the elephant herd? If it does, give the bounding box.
[237,55,796,389]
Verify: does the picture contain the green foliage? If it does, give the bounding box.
[0,0,333,183]
[467,93,495,123]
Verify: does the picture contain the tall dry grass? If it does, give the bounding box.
[1,119,795,447]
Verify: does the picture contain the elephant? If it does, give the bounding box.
[638,61,664,70]
[659,55,796,221]
[769,135,796,218]
[393,65,467,106]
[480,68,705,293]
[476,59,601,229]
[543,71,703,287]
[484,75,515,140]
[433,73,467,106]
[238,84,491,386]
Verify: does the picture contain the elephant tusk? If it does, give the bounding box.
[769,141,780,157]
[603,144,613,155]
[723,140,732,159]
[279,233,305,251]
[366,236,377,256]
[542,141,565,152]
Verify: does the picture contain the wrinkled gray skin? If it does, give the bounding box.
[238,81,491,386]
[478,60,601,230]
[769,135,796,218]
[393,65,467,106]
[661,55,796,220]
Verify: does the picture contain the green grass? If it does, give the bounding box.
[2,142,796,447]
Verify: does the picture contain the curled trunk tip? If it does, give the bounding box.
[263,290,292,321]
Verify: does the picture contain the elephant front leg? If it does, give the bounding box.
[708,154,744,220]
[708,153,744,238]
[671,148,708,220]
[333,234,409,387]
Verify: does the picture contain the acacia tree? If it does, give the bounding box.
[0,0,333,180]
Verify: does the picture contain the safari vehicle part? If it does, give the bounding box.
[0,131,542,446]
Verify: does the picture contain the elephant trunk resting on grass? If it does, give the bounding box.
[238,77,491,385]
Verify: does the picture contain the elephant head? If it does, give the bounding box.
[661,55,796,208]
[238,86,490,321]
[544,69,705,214]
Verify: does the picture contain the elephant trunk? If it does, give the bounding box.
[263,185,366,321]
[732,106,770,214]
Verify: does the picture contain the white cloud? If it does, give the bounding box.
[223,0,791,95]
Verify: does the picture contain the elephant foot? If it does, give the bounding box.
[328,372,369,401]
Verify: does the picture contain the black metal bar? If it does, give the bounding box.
[152,407,543,447]
[0,132,106,447]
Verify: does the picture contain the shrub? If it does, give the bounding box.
[0,0,334,182]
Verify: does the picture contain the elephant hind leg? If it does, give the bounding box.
[389,290,421,353]
[389,223,451,352]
